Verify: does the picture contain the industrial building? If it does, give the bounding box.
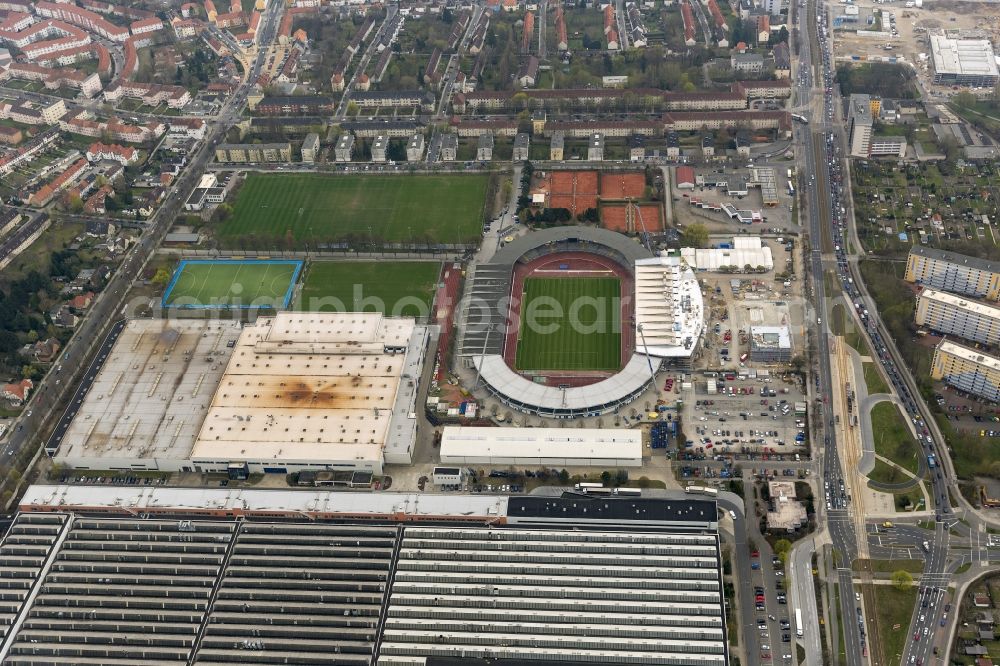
[52,313,429,474]
[3,485,728,665]
[915,288,1000,346]
[635,253,705,358]
[905,246,1000,300]
[680,237,774,272]
[439,426,643,467]
[748,325,792,363]
[930,35,999,88]
[931,338,1000,403]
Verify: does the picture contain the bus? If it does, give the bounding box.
[685,485,719,497]
[575,482,604,490]
[795,608,804,637]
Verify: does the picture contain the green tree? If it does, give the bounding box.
[681,223,709,248]
[151,267,172,288]
[600,470,612,485]
[558,469,570,483]
[773,538,793,564]
[891,569,913,591]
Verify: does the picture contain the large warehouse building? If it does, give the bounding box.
[52,313,430,474]
[930,35,1000,88]
[438,425,643,467]
[3,485,728,666]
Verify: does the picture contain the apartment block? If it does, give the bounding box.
[915,288,1000,345]
[334,133,354,162]
[905,246,1000,301]
[931,339,1000,403]
[215,143,291,163]
[406,133,425,162]
[512,132,529,161]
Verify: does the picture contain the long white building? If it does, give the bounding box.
[439,426,643,467]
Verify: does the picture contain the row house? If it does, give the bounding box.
[35,1,129,41]
[1,62,102,97]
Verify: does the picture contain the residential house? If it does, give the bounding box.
[512,132,530,161]
[439,134,458,162]
[301,132,320,163]
[2,379,32,407]
[406,133,425,161]
[335,133,355,162]
[477,132,494,161]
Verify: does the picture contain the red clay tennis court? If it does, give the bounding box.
[600,203,663,233]
[599,171,646,199]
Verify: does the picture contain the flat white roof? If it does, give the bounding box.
[920,288,1000,319]
[930,35,999,77]
[440,426,642,462]
[681,237,774,272]
[749,325,792,350]
[18,484,511,517]
[191,312,418,465]
[937,339,1000,371]
[54,319,242,463]
[634,254,704,357]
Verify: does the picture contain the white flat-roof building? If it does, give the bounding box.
[191,312,428,474]
[439,426,643,467]
[634,253,704,358]
[54,313,429,474]
[681,236,774,272]
[52,319,242,469]
[930,35,999,88]
[916,288,1000,345]
[749,325,792,363]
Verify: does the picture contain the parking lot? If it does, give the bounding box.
[676,373,809,466]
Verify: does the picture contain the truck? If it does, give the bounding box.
[795,608,804,637]
[575,482,604,490]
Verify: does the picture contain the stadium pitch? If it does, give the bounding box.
[162,259,302,309]
[514,276,622,372]
[218,173,488,246]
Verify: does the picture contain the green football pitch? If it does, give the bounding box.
[218,173,489,246]
[514,277,622,372]
[163,260,301,309]
[298,261,441,318]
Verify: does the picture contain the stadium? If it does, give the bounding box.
[459,227,704,417]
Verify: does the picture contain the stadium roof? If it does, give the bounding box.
[489,225,653,267]
[473,353,655,416]
[634,254,704,357]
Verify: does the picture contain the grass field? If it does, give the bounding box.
[298,261,440,318]
[514,277,621,372]
[218,173,489,246]
[871,401,921,475]
[163,260,302,309]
